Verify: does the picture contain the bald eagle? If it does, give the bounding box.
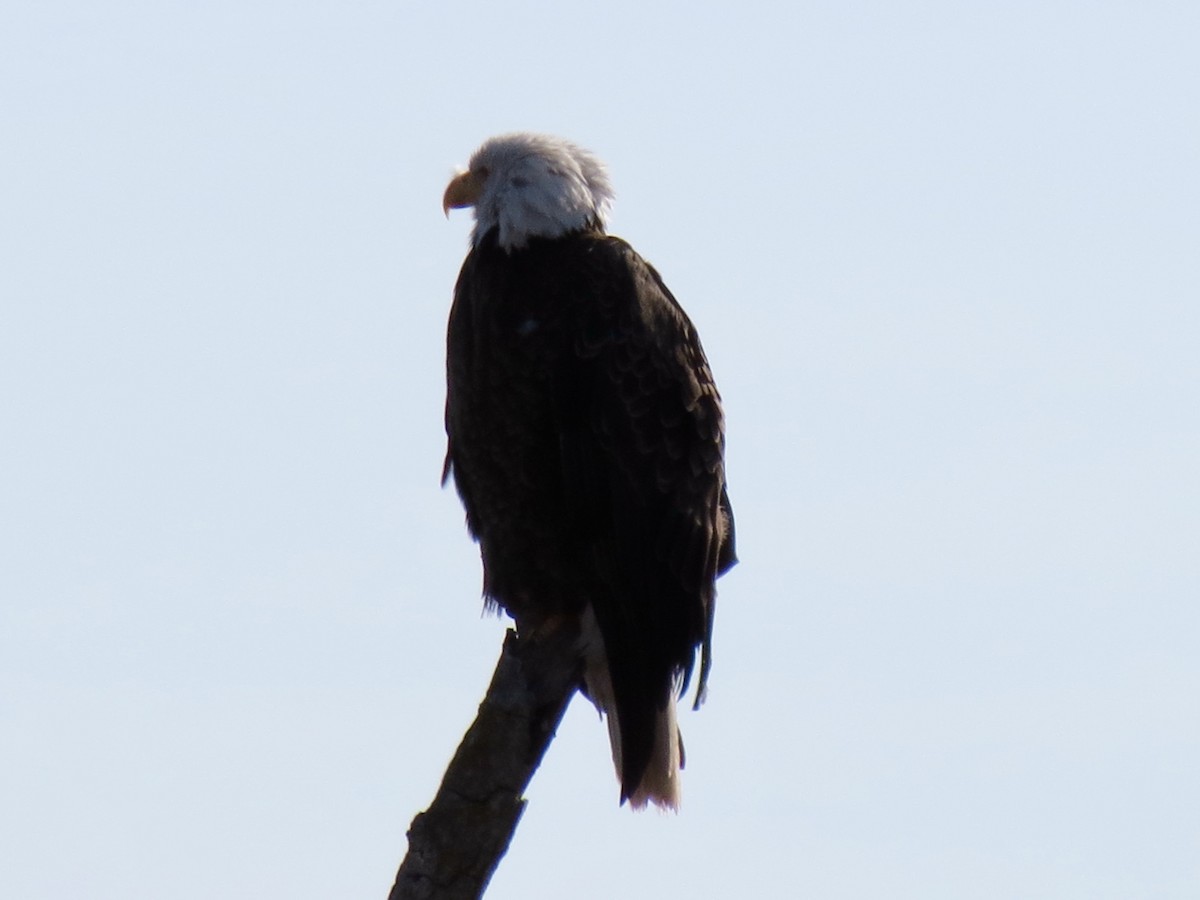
[441,133,735,810]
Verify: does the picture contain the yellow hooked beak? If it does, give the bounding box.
[442,169,485,217]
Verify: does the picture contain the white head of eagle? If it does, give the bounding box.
[443,133,615,251]
[441,133,736,812]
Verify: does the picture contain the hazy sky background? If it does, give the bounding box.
[3,2,1198,898]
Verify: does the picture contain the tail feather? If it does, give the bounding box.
[579,604,682,811]
[624,702,681,811]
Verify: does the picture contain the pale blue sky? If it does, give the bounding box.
[2,2,1198,898]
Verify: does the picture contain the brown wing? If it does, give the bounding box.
[558,236,735,704]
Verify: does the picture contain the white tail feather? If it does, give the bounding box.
[626,702,681,811]
[579,605,682,811]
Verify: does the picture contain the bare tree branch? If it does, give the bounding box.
[389,625,582,900]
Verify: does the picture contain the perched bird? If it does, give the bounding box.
[441,133,736,810]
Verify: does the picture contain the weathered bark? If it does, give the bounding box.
[389,625,582,900]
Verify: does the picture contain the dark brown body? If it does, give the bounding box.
[443,226,735,801]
